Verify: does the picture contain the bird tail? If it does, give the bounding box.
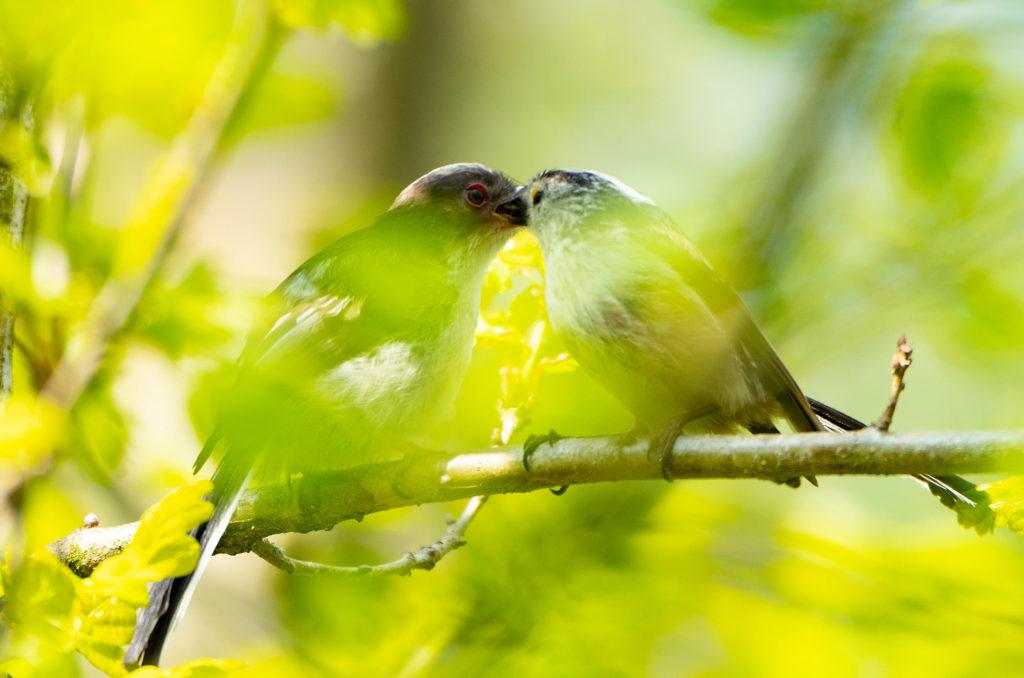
[125,441,252,668]
[806,397,992,518]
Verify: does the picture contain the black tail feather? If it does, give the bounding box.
[805,398,866,432]
[125,449,252,668]
[806,397,994,532]
[124,522,208,667]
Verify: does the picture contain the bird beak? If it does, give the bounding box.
[494,188,528,228]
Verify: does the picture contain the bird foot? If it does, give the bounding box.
[772,475,817,488]
[523,429,568,496]
[389,440,443,498]
[648,419,686,482]
[648,408,720,481]
[522,429,564,472]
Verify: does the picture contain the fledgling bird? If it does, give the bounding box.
[517,169,983,505]
[126,163,528,667]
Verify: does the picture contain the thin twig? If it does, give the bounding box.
[48,430,1024,576]
[874,335,913,432]
[253,495,488,577]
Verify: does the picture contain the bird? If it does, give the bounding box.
[125,163,528,667]
[516,168,984,505]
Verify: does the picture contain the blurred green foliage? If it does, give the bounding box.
[702,0,828,37]
[890,37,1002,206]
[272,0,407,41]
[2,0,1024,676]
[1,482,222,677]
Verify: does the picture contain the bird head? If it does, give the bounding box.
[390,164,527,253]
[512,169,656,248]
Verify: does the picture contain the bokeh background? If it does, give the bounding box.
[4,0,1024,676]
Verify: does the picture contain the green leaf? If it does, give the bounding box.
[0,551,82,678]
[980,476,1024,536]
[921,476,997,536]
[89,481,214,601]
[127,658,245,678]
[699,0,828,37]
[221,71,340,148]
[0,0,80,100]
[272,0,408,43]
[64,1,236,137]
[0,394,65,473]
[3,551,78,648]
[75,596,139,677]
[890,39,1003,203]
[135,263,234,359]
[954,268,1024,355]
[70,482,213,675]
[66,382,128,483]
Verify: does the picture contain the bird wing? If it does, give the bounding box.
[135,212,459,666]
[243,238,393,370]
[640,209,823,432]
[193,231,412,474]
[132,265,387,665]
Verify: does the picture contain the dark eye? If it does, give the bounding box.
[532,190,544,206]
[464,183,488,208]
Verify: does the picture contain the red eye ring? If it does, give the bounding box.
[464,183,488,208]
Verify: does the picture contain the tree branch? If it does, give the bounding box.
[48,516,139,578]
[0,99,32,411]
[49,430,1024,576]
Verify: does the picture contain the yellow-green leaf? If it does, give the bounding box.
[981,476,1024,535]
[272,0,407,43]
[0,551,81,677]
[0,394,65,470]
[74,596,139,677]
[73,481,213,674]
[4,550,78,647]
[89,481,214,601]
[127,658,246,678]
